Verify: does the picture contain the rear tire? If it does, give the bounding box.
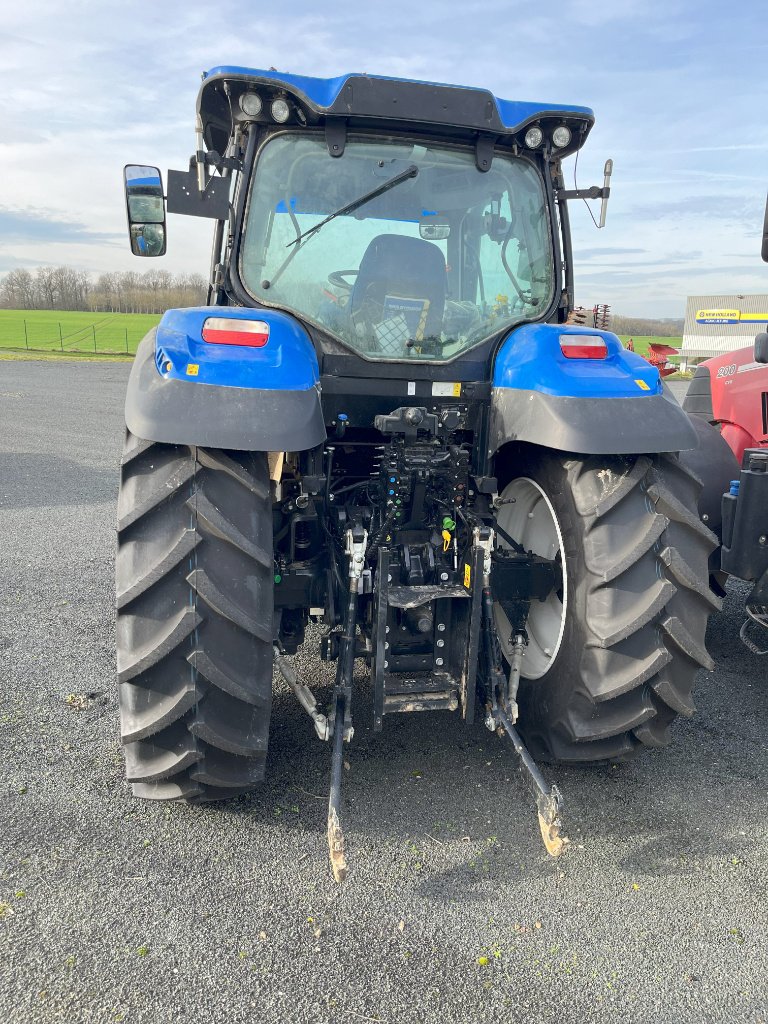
[116,431,273,801]
[495,451,720,762]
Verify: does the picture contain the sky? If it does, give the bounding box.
[1,0,766,318]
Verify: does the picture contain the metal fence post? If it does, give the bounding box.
[125,328,129,353]
[93,324,97,352]
[24,320,29,350]
[58,322,63,351]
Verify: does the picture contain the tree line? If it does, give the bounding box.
[611,314,684,338]
[0,265,687,335]
[0,267,207,315]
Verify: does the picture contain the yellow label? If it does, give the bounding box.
[635,379,650,391]
[453,382,461,397]
[186,364,199,376]
[464,563,471,588]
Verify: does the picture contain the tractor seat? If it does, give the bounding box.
[349,234,447,355]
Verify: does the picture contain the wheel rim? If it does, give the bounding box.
[493,477,567,680]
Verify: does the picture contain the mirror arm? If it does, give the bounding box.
[558,185,607,201]
[556,160,613,229]
[204,151,242,173]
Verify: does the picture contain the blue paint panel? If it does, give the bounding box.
[204,67,352,108]
[202,67,594,131]
[493,96,593,126]
[155,306,319,391]
[493,323,662,398]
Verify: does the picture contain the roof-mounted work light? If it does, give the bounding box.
[270,98,291,123]
[239,92,263,117]
[552,125,572,148]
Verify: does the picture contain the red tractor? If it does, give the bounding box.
[683,283,767,657]
[682,196,768,652]
[685,337,768,464]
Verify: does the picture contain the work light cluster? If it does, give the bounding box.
[239,91,291,123]
[237,86,574,149]
[523,125,571,150]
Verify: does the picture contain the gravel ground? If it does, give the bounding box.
[0,363,766,1024]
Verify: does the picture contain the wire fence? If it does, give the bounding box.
[18,320,129,353]
[0,313,160,355]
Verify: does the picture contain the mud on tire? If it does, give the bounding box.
[116,431,273,801]
[502,452,720,763]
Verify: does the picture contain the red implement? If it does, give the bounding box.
[646,343,679,378]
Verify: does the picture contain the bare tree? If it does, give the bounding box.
[35,267,60,309]
[2,265,208,313]
[0,268,36,309]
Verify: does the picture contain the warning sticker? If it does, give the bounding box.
[432,382,461,397]
[463,563,471,588]
[634,379,650,391]
[186,364,199,376]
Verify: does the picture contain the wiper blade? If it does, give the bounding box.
[286,163,419,247]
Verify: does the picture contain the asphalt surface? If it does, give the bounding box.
[0,362,766,1024]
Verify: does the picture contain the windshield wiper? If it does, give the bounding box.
[286,163,419,248]
[264,163,420,291]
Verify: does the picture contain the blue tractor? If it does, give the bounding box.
[118,68,720,878]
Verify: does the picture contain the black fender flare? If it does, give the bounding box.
[125,331,326,451]
[489,385,699,457]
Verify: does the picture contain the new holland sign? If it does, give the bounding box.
[696,308,768,325]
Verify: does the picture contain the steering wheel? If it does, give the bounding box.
[328,270,358,291]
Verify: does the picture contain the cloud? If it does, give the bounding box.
[0,0,765,317]
[0,254,50,273]
[0,208,123,245]
[666,144,768,154]
[578,247,648,258]
[625,195,759,223]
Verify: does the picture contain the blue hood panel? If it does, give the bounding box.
[154,306,320,391]
[493,323,662,398]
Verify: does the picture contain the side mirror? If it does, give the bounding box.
[755,332,768,364]
[762,192,768,262]
[124,165,166,257]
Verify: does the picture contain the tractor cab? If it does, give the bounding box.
[238,131,554,362]
[133,69,605,370]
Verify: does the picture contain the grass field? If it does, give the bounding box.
[0,310,685,362]
[616,335,682,358]
[0,309,161,354]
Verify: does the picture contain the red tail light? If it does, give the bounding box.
[559,334,608,359]
[202,317,270,347]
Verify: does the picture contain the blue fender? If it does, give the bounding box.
[489,323,698,455]
[125,307,326,451]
